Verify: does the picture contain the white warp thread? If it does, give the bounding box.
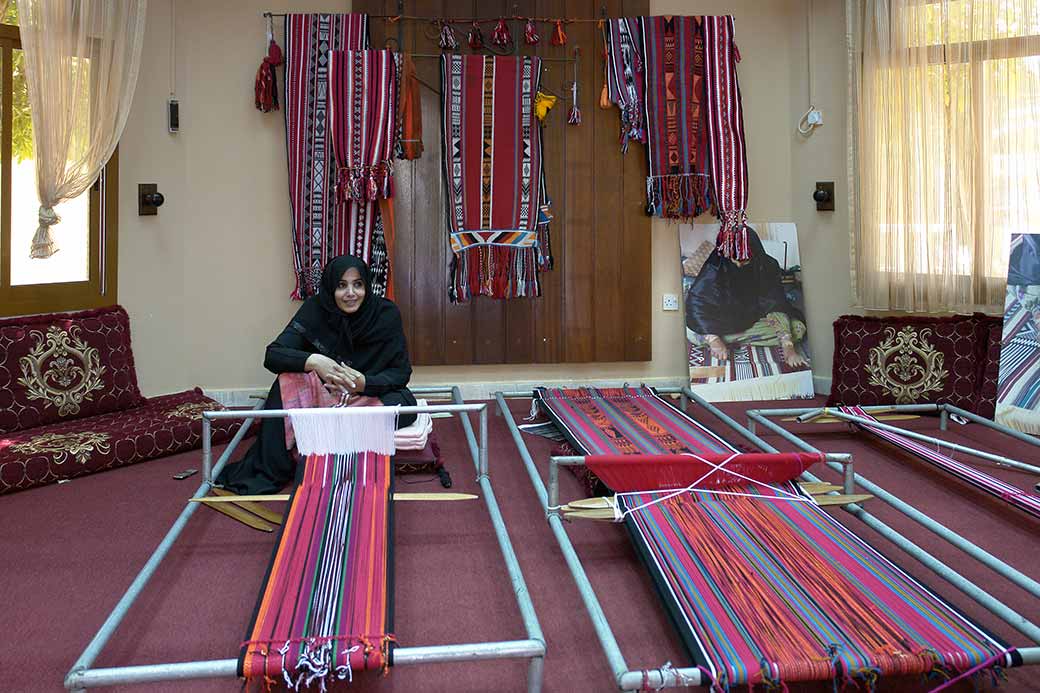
[288,408,398,456]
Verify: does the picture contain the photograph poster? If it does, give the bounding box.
[680,222,814,401]
[996,233,1040,433]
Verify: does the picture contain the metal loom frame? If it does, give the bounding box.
[495,386,1040,690]
[64,386,546,692]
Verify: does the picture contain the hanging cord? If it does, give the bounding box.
[797,0,820,136]
[567,47,581,125]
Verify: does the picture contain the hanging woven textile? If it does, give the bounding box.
[640,16,712,221]
[328,49,399,298]
[239,409,397,689]
[440,54,553,302]
[603,17,646,152]
[702,15,752,261]
[397,54,424,160]
[283,14,371,299]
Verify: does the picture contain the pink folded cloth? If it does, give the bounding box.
[395,399,433,450]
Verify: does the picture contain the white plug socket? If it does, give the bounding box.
[662,294,680,311]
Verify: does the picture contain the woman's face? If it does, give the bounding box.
[335,267,366,314]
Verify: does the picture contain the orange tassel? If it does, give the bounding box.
[551,19,567,46]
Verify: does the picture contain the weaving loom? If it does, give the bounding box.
[239,408,397,690]
[533,387,1021,689]
[838,406,1040,520]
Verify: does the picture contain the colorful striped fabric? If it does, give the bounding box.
[536,386,1019,688]
[535,386,737,457]
[842,406,1040,520]
[621,483,1018,689]
[240,451,394,688]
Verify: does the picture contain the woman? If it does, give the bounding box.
[684,229,808,368]
[217,255,417,494]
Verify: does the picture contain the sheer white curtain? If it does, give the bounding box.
[848,0,1040,312]
[16,0,147,258]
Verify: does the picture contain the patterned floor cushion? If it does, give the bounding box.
[0,306,146,435]
[827,313,1002,414]
[0,388,245,495]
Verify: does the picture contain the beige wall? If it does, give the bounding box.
[119,0,851,396]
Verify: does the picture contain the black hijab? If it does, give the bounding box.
[684,230,803,336]
[289,255,407,371]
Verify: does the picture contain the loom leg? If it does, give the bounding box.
[527,655,545,693]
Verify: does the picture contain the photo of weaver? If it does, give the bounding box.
[996,233,1040,433]
[680,222,814,401]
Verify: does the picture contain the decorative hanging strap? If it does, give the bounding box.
[551,19,567,46]
[491,18,512,47]
[524,18,540,45]
[438,21,458,50]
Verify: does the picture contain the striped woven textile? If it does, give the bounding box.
[997,293,1040,408]
[535,386,736,456]
[621,483,1018,689]
[329,49,398,204]
[284,14,377,299]
[641,16,712,220]
[842,406,1040,520]
[440,54,553,302]
[240,451,394,688]
[703,15,751,261]
[603,18,646,152]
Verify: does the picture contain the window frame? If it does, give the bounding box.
[0,23,119,318]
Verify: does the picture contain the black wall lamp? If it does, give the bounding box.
[138,183,165,215]
[813,181,835,211]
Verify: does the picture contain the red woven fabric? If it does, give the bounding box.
[827,313,1002,414]
[0,306,145,435]
[0,389,242,495]
[585,453,822,493]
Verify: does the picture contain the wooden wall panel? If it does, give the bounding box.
[355,0,652,365]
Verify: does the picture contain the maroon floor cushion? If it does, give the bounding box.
[827,313,1002,416]
[393,431,451,487]
[0,305,146,435]
[0,389,243,495]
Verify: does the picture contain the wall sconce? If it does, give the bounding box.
[813,181,834,211]
[138,183,165,215]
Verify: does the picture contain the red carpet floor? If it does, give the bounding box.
[0,396,1037,692]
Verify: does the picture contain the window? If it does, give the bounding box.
[0,8,118,318]
[852,0,1040,312]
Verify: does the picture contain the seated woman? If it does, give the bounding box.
[217,255,417,495]
[684,229,808,368]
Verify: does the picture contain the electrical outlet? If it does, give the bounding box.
[662,294,680,311]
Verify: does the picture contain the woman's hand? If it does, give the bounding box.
[306,354,352,390]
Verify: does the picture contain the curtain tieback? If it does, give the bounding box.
[30,205,61,259]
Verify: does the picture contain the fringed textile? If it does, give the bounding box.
[284,14,369,299]
[621,482,1019,689]
[240,451,395,689]
[842,406,1040,520]
[703,16,751,260]
[641,16,712,220]
[328,49,398,205]
[397,54,424,160]
[603,18,646,152]
[440,55,553,302]
[288,408,397,457]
